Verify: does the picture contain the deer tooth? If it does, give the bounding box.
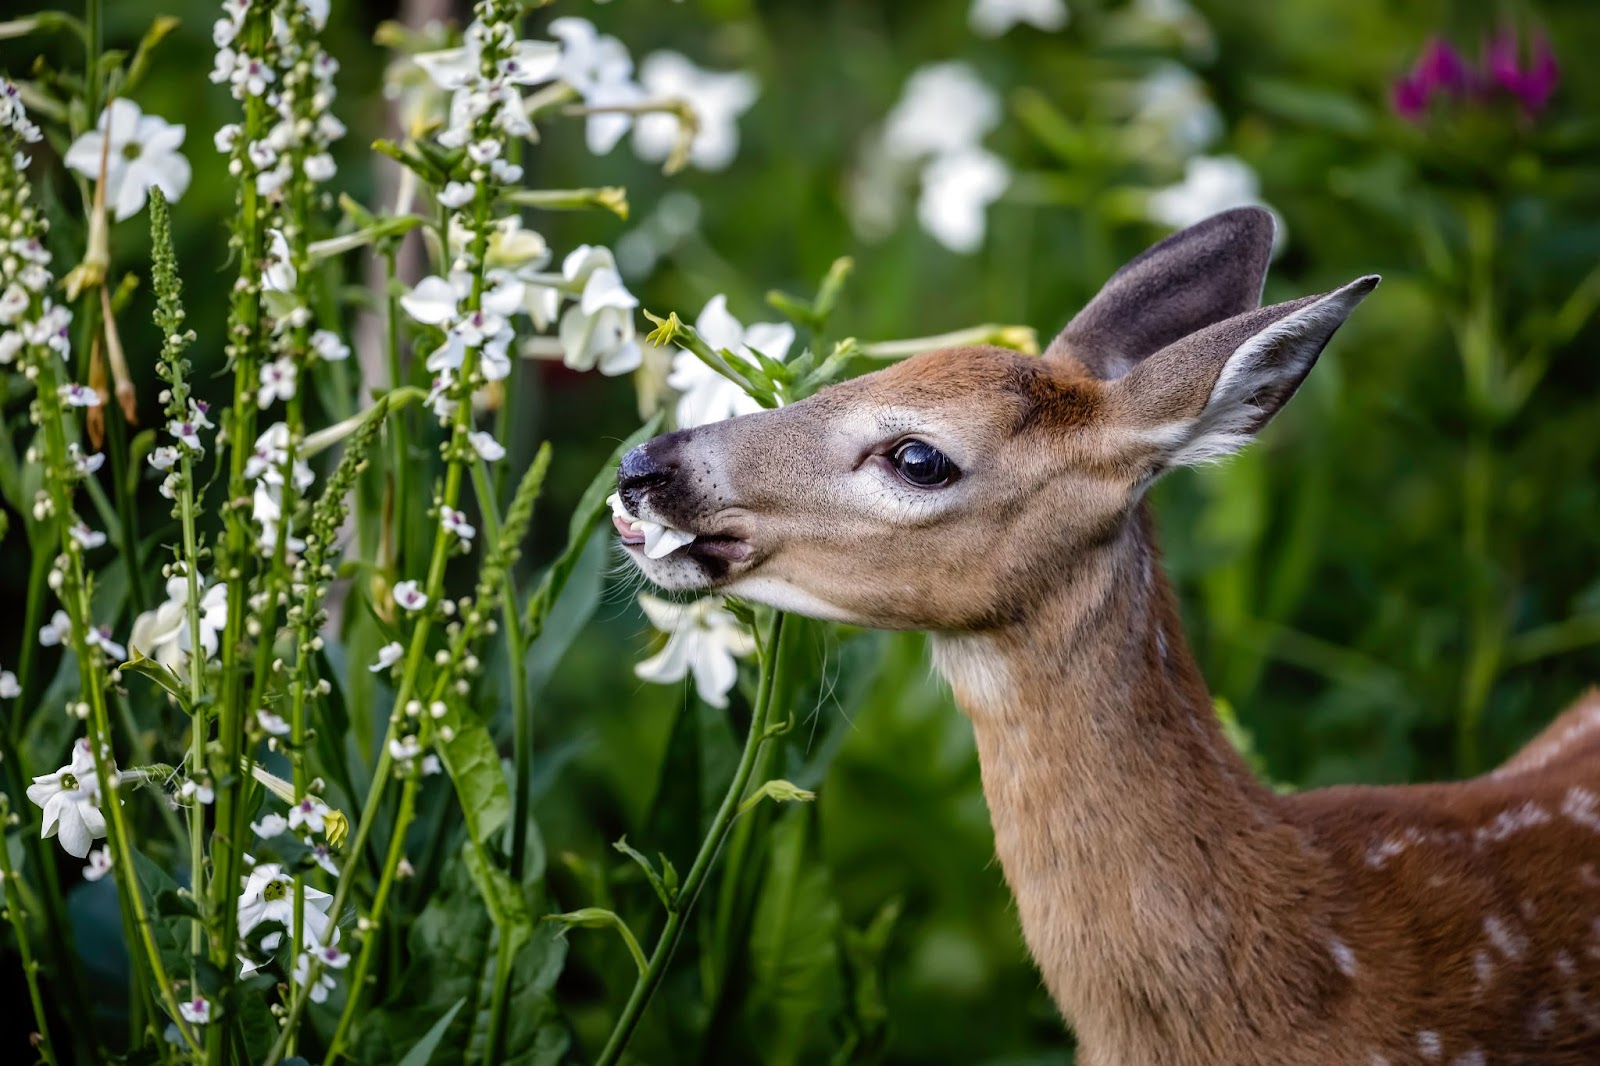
[607,493,697,559]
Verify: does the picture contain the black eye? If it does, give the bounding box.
[890,440,956,487]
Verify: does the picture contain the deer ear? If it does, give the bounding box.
[1113,275,1379,469]
[1046,207,1275,380]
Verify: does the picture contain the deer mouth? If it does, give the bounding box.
[608,493,753,565]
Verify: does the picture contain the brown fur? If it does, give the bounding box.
[617,209,1600,1064]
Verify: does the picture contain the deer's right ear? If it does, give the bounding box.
[1110,274,1379,470]
[1046,206,1275,380]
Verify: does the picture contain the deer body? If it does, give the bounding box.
[613,208,1600,1063]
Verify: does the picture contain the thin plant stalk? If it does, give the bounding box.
[0,799,59,1066]
[595,611,788,1066]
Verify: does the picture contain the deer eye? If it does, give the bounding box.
[890,440,955,487]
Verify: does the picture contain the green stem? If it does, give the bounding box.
[594,612,787,1066]
[318,776,418,1066]
[0,807,60,1066]
[177,448,206,975]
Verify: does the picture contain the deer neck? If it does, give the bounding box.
[931,504,1343,1059]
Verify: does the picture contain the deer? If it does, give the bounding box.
[609,206,1600,1066]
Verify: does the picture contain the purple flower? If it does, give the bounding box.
[1485,27,1560,114]
[1393,37,1473,121]
[1394,27,1560,122]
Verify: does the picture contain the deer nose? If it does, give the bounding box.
[617,441,677,513]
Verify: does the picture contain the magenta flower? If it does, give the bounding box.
[1392,37,1472,120]
[1393,26,1560,122]
[1484,27,1560,114]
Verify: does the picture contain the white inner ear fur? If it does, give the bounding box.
[1166,282,1372,468]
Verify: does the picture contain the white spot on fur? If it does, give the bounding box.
[1529,1000,1557,1037]
[1449,1051,1485,1066]
[721,574,858,624]
[930,634,1015,714]
[1416,1030,1442,1060]
[1473,950,1494,992]
[1474,802,1552,846]
[1563,787,1600,833]
[1328,938,1357,978]
[1495,704,1600,778]
[1366,836,1408,869]
[1485,915,1528,960]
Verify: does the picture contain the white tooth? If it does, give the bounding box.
[643,525,696,559]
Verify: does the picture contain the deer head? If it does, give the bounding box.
[613,207,1377,634]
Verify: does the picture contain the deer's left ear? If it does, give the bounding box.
[1111,274,1379,469]
[1045,206,1276,379]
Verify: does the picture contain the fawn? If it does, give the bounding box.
[612,207,1600,1065]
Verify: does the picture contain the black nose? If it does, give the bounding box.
[618,441,676,513]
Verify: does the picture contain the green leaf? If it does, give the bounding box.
[612,836,674,910]
[523,413,662,644]
[120,653,192,714]
[396,997,467,1066]
[743,809,841,1066]
[441,717,512,845]
[352,855,568,1066]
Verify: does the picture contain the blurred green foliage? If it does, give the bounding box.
[3,0,1599,1063]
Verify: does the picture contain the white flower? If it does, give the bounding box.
[550,18,644,154]
[310,843,339,876]
[608,492,695,560]
[69,521,107,551]
[243,422,313,491]
[969,0,1069,36]
[0,669,18,699]
[467,431,505,462]
[258,357,297,408]
[251,812,289,839]
[1146,155,1263,230]
[634,595,757,708]
[310,329,349,361]
[917,146,1010,254]
[415,38,560,91]
[86,626,126,662]
[667,295,795,428]
[39,610,71,647]
[63,99,192,221]
[304,153,336,182]
[83,847,113,882]
[369,642,404,673]
[883,62,1000,162]
[393,580,428,612]
[237,862,332,954]
[67,443,105,476]
[179,996,212,1025]
[441,506,476,544]
[1128,63,1221,158]
[634,52,758,171]
[400,273,466,326]
[179,778,215,805]
[129,576,228,669]
[421,754,442,776]
[26,739,107,858]
[288,795,329,835]
[256,709,291,736]
[559,257,640,376]
[59,384,101,408]
[438,181,474,209]
[292,952,337,1003]
[262,229,296,294]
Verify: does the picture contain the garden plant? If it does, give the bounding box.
[0,0,1596,1063]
